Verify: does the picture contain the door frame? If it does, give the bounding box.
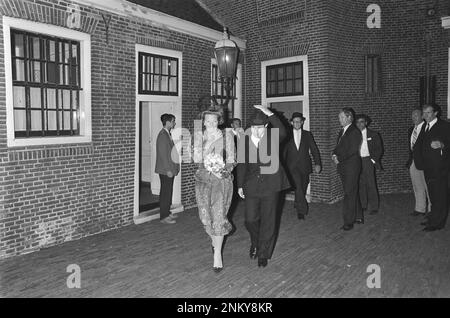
[134,44,184,224]
[261,55,311,201]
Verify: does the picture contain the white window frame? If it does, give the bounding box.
[211,58,242,120]
[3,16,92,147]
[261,55,309,130]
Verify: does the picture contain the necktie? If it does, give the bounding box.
[411,126,418,150]
[425,124,430,132]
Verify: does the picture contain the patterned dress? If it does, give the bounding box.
[194,129,235,236]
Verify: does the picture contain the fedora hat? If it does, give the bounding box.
[291,112,306,121]
[250,110,268,126]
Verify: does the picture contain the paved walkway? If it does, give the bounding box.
[1,193,449,298]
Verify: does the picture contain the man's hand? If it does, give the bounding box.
[431,140,444,149]
[314,165,322,174]
[238,188,245,199]
[167,171,174,178]
[332,154,339,165]
[254,104,273,116]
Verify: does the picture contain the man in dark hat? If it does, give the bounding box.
[236,104,290,268]
[283,112,322,220]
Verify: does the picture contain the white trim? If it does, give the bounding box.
[3,16,92,147]
[72,0,246,49]
[442,16,450,29]
[134,44,184,223]
[261,55,311,201]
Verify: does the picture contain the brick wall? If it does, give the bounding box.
[201,0,450,202]
[0,0,219,258]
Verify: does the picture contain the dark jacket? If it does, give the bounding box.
[155,128,180,176]
[415,119,450,176]
[363,128,383,170]
[332,124,362,170]
[236,115,291,197]
[283,129,322,175]
[406,122,425,168]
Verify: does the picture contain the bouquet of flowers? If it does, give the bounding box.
[204,153,229,179]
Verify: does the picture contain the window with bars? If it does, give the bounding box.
[266,62,303,98]
[365,54,382,95]
[11,29,81,138]
[138,52,178,95]
[211,64,236,115]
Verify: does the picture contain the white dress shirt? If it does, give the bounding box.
[360,128,370,157]
[410,121,424,149]
[425,118,438,131]
[342,123,352,135]
[294,128,302,150]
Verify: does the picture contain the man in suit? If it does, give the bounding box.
[283,112,322,221]
[155,113,180,225]
[415,104,450,231]
[355,114,383,215]
[236,105,290,268]
[332,108,363,231]
[406,109,431,217]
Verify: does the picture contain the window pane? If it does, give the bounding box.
[286,65,293,79]
[13,86,26,108]
[72,44,78,64]
[150,57,153,73]
[47,62,57,83]
[153,75,160,91]
[162,59,169,75]
[47,88,56,109]
[286,80,293,94]
[278,81,284,94]
[30,61,41,82]
[64,111,71,130]
[58,111,63,130]
[268,68,275,81]
[141,55,146,73]
[141,74,146,91]
[70,65,78,86]
[14,33,25,57]
[15,59,25,81]
[154,58,160,74]
[72,111,78,131]
[72,91,78,109]
[170,60,177,76]
[30,87,41,108]
[48,110,57,130]
[146,75,151,91]
[14,109,26,131]
[32,37,40,59]
[277,68,284,80]
[31,110,42,131]
[59,42,63,63]
[64,65,69,85]
[49,40,56,61]
[59,64,64,85]
[169,77,177,92]
[63,90,71,109]
[295,79,303,93]
[64,43,70,63]
[161,76,168,92]
[294,64,302,78]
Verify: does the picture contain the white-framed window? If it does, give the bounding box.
[211,58,242,121]
[3,16,91,147]
[261,55,309,130]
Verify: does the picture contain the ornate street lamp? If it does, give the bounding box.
[197,27,239,115]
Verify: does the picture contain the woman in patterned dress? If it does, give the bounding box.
[193,107,235,272]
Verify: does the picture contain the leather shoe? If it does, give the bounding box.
[258,258,268,267]
[169,213,178,219]
[297,214,305,221]
[341,224,354,231]
[423,226,442,232]
[249,246,257,259]
[160,217,176,224]
[410,211,424,216]
[213,267,223,273]
[369,210,378,215]
[355,218,364,224]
